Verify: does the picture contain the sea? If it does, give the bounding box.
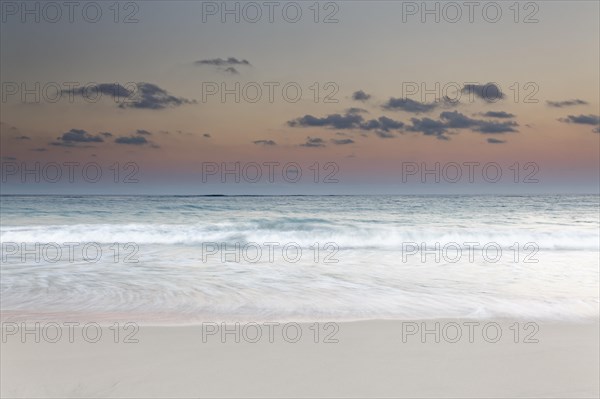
[1,194,598,323]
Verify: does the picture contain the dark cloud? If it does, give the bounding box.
[440,111,478,129]
[300,137,326,148]
[559,114,600,125]
[482,111,515,119]
[195,57,251,67]
[487,138,506,144]
[375,131,396,139]
[352,90,371,102]
[136,129,152,136]
[203,133,211,138]
[440,111,518,133]
[382,97,438,113]
[559,114,600,133]
[30,148,47,152]
[346,107,368,114]
[407,117,449,139]
[288,112,404,137]
[462,83,504,102]
[288,112,364,129]
[100,132,113,137]
[547,99,588,108]
[14,135,31,140]
[64,83,195,110]
[476,121,519,133]
[290,107,518,142]
[407,111,517,140]
[62,83,131,99]
[331,138,354,145]
[253,140,277,146]
[360,116,404,136]
[119,83,196,110]
[55,129,104,145]
[115,136,149,145]
[195,57,251,75]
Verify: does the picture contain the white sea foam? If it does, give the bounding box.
[1,222,598,249]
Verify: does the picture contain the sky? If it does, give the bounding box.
[1,0,599,194]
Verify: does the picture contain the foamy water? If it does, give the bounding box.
[1,195,599,323]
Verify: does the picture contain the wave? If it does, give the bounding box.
[1,222,598,250]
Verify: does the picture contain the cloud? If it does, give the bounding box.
[559,114,600,133]
[487,138,506,144]
[547,99,588,108]
[462,83,504,102]
[115,136,149,145]
[382,97,438,113]
[352,90,371,101]
[331,138,354,145]
[440,111,518,133]
[439,111,478,129]
[2,156,17,160]
[288,111,404,136]
[300,137,326,147]
[195,57,251,75]
[482,111,515,118]
[195,57,251,67]
[375,130,396,138]
[14,135,31,140]
[361,116,405,132]
[31,148,47,152]
[63,83,131,99]
[346,107,368,114]
[203,133,211,138]
[253,140,277,146]
[136,129,152,136]
[223,67,239,74]
[407,117,449,139]
[288,112,364,129]
[64,83,195,110]
[559,114,600,125]
[407,111,518,140]
[476,121,519,133]
[54,129,105,146]
[119,83,196,110]
[289,107,518,141]
[100,132,113,137]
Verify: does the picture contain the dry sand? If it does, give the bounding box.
[1,319,598,398]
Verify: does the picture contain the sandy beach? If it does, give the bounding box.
[2,0,599,396]
[2,319,598,398]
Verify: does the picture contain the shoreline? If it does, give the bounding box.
[2,312,599,326]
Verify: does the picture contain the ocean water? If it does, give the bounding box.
[1,195,598,323]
